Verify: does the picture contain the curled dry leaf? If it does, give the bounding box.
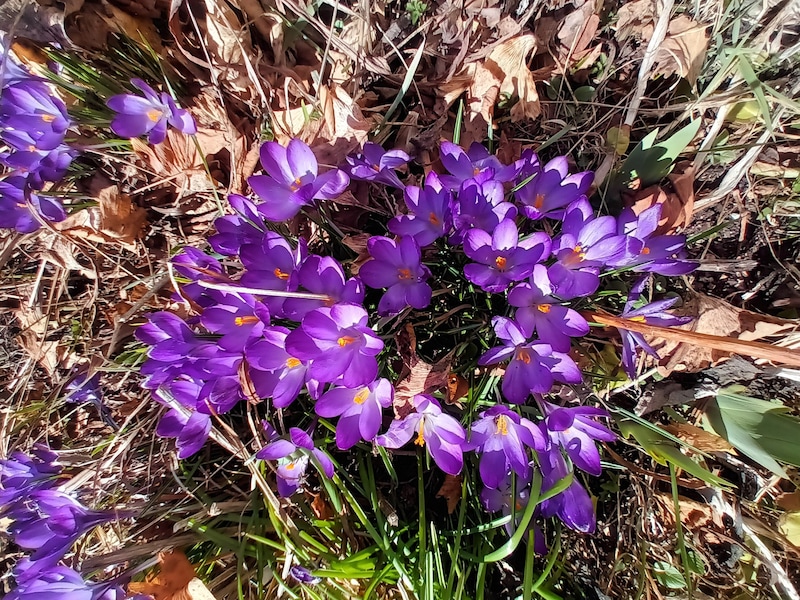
[436,474,462,515]
[128,549,197,600]
[13,304,63,376]
[664,423,734,453]
[626,161,695,234]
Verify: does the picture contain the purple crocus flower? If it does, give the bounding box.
[316,378,393,449]
[467,405,544,489]
[208,194,270,256]
[7,565,102,600]
[480,471,547,553]
[289,565,322,585]
[285,303,383,387]
[613,205,697,275]
[0,176,65,232]
[0,445,60,507]
[107,78,196,144]
[387,171,453,246]
[1,81,71,145]
[537,445,595,533]
[539,400,615,476]
[0,41,34,86]
[170,246,229,307]
[155,405,212,459]
[256,426,334,497]
[514,155,593,221]
[345,142,410,188]
[507,264,589,350]
[0,140,76,188]
[462,219,551,293]
[199,290,270,352]
[616,284,691,378]
[248,138,349,222]
[282,254,364,321]
[450,172,517,244]
[549,198,627,298]
[438,141,519,190]
[478,317,582,403]
[359,235,432,315]
[246,326,312,408]
[240,232,306,317]
[64,370,102,405]
[376,394,466,475]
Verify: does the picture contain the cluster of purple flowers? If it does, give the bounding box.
[136,137,695,543]
[0,43,75,232]
[0,446,134,600]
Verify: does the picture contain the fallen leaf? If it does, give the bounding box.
[615,0,655,43]
[626,161,695,234]
[557,1,599,60]
[128,549,197,600]
[13,304,62,376]
[491,34,541,123]
[777,491,800,512]
[664,423,734,453]
[436,474,462,514]
[131,130,217,194]
[200,0,253,92]
[447,373,469,405]
[393,323,456,417]
[779,512,800,547]
[309,492,334,520]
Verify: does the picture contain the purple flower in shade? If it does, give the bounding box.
[450,172,517,244]
[467,405,545,489]
[613,205,697,275]
[549,198,627,298]
[0,176,65,232]
[155,402,212,459]
[208,194,270,256]
[7,565,107,600]
[539,400,615,476]
[246,326,312,408]
[285,303,383,387]
[199,290,270,352]
[256,426,334,497]
[282,254,364,321]
[387,171,453,247]
[5,489,130,575]
[507,264,589,351]
[315,378,394,449]
[537,445,595,533]
[345,142,410,188]
[170,247,229,308]
[64,370,102,405]
[0,445,60,507]
[248,139,349,222]
[462,219,551,293]
[514,155,593,221]
[478,317,582,404]
[240,232,305,317]
[289,565,321,585]
[438,141,520,190]
[107,78,196,144]
[616,283,691,378]
[0,141,77,189]
[480,472,548,554]
[376,394,466,475]
[1,81,71,146]
[359,235,432,316]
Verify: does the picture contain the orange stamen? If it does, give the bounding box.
[641,247,651,255]
[517,348,532,364]
[428,212,441,226]
[398,268,413,280]
[495,256,507,270]
[286,357,301,368]
[414,420,425,446]
[234,315,258,326]
[495,415,509,436]
[537,304,551,314]
[628,315,646,323]
[41,114,56,123]
[146,109,162,122]
[337,336,356,347]
[534,193,545,210]
[353,388,369,405]
[273,268,290,280]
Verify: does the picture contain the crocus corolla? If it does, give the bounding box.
[537,446,595,533]
[514,155,593,221]
[359,235,432,315]
[256,426,334,497]
[539,400,615,476]
[345,142,409,188]
[107,78,196,144]
[315,378,394,449]
[387,171,453,246]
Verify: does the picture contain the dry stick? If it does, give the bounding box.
[584,311,800,368]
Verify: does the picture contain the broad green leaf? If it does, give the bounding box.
[611,119,702,191]
[703,387,800,478]
[652,560,686,589]
[619,420,731,487]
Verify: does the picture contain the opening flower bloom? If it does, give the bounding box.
[256,426,334,497]
[345,141,410,188]
[359,235,432,315]
[439,141,519,190]
[539,399,615,476]
[376,394,466,475]
[388,171,453,246]
[107,78,196,144]
[514,154,593,221]
[315,378,394,449]
[249,138,349,221]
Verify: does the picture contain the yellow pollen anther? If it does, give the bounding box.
[534,193,545,210]
[628,315,646,323]
[337,335,356,347]
[285,462,296,471]
[273,268,290,280]
[537,304,551,314]
[517,348,532,364]
[234,315,258,326]
[286,357,301,368]
[641,247,651,255]
[353,388,369,405]
[28,145,36,152]
[428,212,441,226]
[146,109,162,122]
[398,268,413,280]
[372,164,381,172]
[414,421,425,446]
[495,415,509,436]
[41,114,56,123]
[473,167,481,176]
[495,256,507,270]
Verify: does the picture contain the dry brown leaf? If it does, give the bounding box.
[649,15,709,84]
[490,34,540,123]
[664,423,734,453]
[393,323,455,417]
[778,491,800,512]
[13,304,62,376]
[627,161,695,234]
[557,0,600,60]
[447,373,469,405]
[615,0,655,42]
[436,474,462,515]
[310,492,334,520]
[131,129,217,193]
[463,61,502,145]
[128,549,197,600]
